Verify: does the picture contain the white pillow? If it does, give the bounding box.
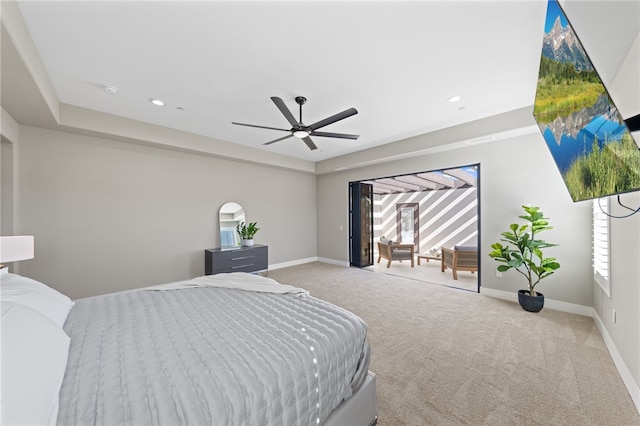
[1,301,70,426]
[0,273,74,327]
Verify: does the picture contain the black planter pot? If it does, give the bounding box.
[518,290,544,312]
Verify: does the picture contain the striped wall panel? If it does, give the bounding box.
[373,188,478,255]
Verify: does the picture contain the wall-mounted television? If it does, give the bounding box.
[533,0,640,202]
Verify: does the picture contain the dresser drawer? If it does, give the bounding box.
[211,246,267,262]
[211,253,268,273]
[205,245,268,275]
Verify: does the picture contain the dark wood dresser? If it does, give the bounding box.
[204,244,268,275]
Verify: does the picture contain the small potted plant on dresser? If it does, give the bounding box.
[489,205,560,312]
[236,221,260,247]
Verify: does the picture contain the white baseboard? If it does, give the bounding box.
[269,257,350,271]
[317,257,350,267]
[479,287,593,317]
[592,311,640,413]
[481,286,639,415]
[269,257,318,271]
[479,287,518,303]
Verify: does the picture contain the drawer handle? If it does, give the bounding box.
[232,256,254,261]
[232,264,254,270]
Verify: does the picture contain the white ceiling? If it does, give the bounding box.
[8,1,640,163]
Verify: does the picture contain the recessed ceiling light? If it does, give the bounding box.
[448,95,462,103]
[149,98,165,106]
[103,86,118,94]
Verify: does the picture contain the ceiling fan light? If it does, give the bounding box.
[293,130,310,138]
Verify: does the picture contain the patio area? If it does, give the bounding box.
[363,253,478,292]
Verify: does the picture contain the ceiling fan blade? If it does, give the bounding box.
[310,131,360,140]
[232,122,290,132]
[271,97,299,127]
[302,136,318,151]
[308,107,358,131]
[263,133,294,146]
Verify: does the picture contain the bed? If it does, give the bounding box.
[1,271,377,426]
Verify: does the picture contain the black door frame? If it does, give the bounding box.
[349,182,374,267]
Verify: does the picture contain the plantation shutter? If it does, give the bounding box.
[593,198,610,297]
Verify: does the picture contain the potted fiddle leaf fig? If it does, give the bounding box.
[236,221,260,247]
[489,205,560,312]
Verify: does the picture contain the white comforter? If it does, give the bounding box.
[142,272,309,296]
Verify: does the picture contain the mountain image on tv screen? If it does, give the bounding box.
[533,0,640,202]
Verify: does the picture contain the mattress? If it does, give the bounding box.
[57,276,370,425]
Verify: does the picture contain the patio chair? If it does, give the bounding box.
[377,241,415,268]
[441,245,478,280]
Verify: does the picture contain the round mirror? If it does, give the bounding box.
[219,202,245,248]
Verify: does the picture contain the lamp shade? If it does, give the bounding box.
[0,236,35,263]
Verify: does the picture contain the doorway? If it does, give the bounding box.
[349,164,480,292]
[397,203,419,246]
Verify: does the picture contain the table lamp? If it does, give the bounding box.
[0,236,35,273]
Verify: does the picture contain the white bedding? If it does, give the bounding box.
[142,272,309,296]
[57,273,369,425]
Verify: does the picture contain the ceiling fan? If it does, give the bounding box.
[232,96,359,151]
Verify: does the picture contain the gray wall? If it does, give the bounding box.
[1,137,14,235]
[317,130,594,307]
[16,125,317,299]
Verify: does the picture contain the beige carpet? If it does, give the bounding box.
[269,262,639,426]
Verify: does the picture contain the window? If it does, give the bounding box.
[593,198,610,297]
